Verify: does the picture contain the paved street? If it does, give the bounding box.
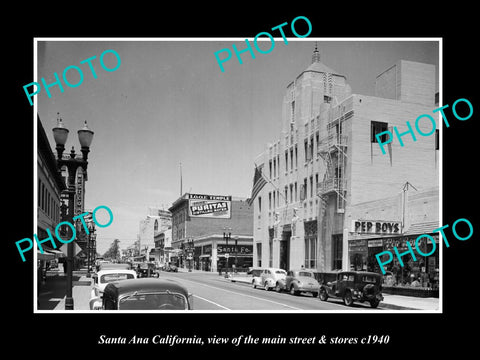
[37,267,439,311]
[162,271,378,311]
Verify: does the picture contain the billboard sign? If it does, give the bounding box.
[188,194,232,219]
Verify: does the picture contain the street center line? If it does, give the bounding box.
[178,277,302,310]
[193,294,231,310]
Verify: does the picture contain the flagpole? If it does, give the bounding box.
[180,162,183,196]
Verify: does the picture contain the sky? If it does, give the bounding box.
[36,38,439,254]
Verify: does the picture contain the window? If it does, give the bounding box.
[268,192,272,210]
[295,145,298,168]
[290,184,293,203]
[256,243,262,267]
[371,121,389,143]
[284,186,288,205]
[290,148,294,171]
[294,182,297,202]
[285,151,288,173]
[258,196,262,212]
[273,158,276,178]
[315,173,319,192]
[273,191,276,209]
[268,229,273,267]
[304,238,317,269]
[269,160,272,179]
[435,129,439,150]
[332,234,343,270]
[304,139,309,162]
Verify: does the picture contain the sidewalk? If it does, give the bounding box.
[38,267,93,311]
[226,273,440,311]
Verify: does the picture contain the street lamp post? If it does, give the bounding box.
[52,116,94,310]
[234,235,239,273]
[223,227,231,275]
[86,220,96,277]
[187,238,194,272]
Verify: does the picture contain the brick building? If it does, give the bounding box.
[252,45,439,274]
[169,193,253,272]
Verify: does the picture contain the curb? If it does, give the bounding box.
[226,277,419,310]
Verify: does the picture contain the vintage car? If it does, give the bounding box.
[89,278,193,310]
[276,270,320,297]
[259,268,287,291]
[90,269,137,300]
[136,262,159,278]
[97,262,132,272]
[248,267,264,288]
[318,271,384,308]
[162,262,178,272]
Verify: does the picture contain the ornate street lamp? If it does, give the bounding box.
[52,115,94,310]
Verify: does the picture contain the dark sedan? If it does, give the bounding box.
[89,278,193,310]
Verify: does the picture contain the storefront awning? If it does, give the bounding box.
[37,250,55,261]
[47,249,66,258]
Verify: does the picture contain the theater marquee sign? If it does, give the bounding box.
[351,220,403,235]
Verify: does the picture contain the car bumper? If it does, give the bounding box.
[354,292,383,302]
[298,285,320,292]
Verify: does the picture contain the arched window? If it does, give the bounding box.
[154,219,158,231]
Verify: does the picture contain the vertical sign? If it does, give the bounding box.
[75,167,85,216]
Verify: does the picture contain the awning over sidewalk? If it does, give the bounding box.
[37,250,55,261]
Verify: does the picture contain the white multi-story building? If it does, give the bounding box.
[138,207,172,262]
[252,45,439,275]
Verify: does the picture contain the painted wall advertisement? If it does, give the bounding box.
[188,193,232,219]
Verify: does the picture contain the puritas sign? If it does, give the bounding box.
[188,194,232,219]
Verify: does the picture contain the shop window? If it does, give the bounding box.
[371,121,389,143]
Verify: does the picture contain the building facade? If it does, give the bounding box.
[169,194,253,272]
[37,116,66,291]
[138,208,171,262]
[252,46,439,276]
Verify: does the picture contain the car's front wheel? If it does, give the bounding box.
[319,287,328,301]
[290,285,300,296]
[370,299,380,308]
[343,291,354,306]
[275,283,282,292]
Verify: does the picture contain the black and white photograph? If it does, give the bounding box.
[7,7,478,356]
[33,38,442,313]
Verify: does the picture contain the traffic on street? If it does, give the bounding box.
[38,260,421,311]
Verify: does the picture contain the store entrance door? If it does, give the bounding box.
[280,230,291,271]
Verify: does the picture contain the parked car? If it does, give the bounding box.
[318,271,384,308]
[163,262,178,272]
[98,262,132,272]
[248,267,264,289]
[90,268,137,301]
[89,278,193,310]
[259,268,287,291]
[277,270,320,297]
[136,262,158,278]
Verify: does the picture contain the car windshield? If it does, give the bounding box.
[275,270,286,275]
[119,292,188,310]
[298,271,313,277]
[100,273,135,283]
